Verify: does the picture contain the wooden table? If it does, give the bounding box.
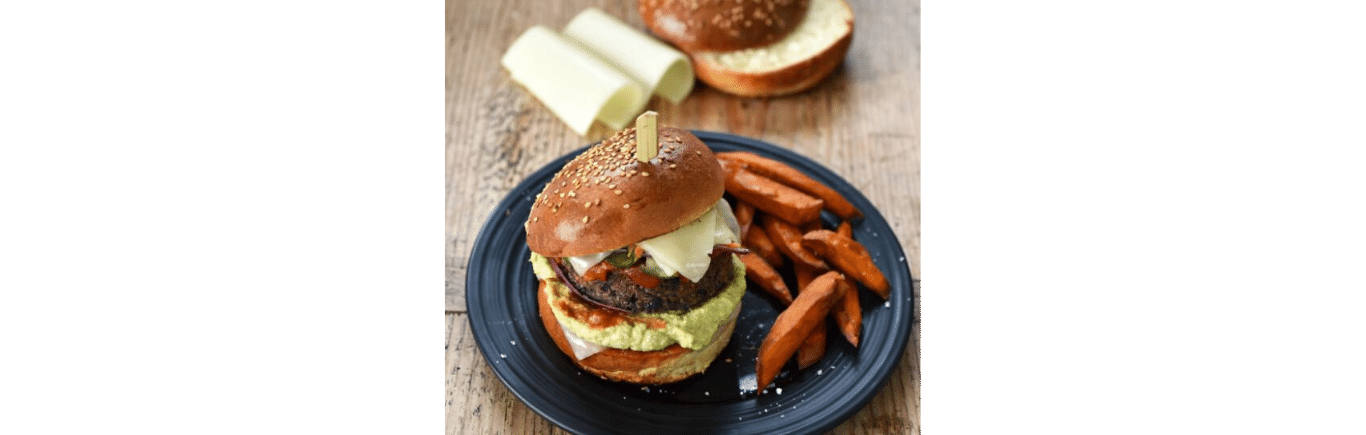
[447,1,919,433]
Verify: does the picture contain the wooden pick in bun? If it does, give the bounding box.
[525,126,725,258]
[639,0,854,97]
[525,123,746,385]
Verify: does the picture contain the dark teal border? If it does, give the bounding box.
[0,1,434,432]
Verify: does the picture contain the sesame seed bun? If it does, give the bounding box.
[524,127,725,258]
[638,0,810,53]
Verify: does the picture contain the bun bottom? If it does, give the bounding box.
[537,280,738,385]
[692,32,851,97]
[690,0,854,97]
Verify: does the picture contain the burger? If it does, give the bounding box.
[524,125,746,384]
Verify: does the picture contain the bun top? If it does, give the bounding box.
[638,0,810,52]
[525,127,725,258]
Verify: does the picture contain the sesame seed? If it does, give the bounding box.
[584,201,591,208]
[582,216,589,223]
[641,172,650,177]
[623,204,630,209]
[669,164,677,168]
[614,190,622,194]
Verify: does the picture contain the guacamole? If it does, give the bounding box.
[530,253,745,351]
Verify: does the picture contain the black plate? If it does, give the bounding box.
[466,131,915,435]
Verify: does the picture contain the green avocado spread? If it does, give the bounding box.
[530,253,745,351]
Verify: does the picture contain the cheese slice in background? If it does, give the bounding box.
[500,26,647,135]
[563,8,695,104]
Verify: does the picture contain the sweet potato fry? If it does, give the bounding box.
[763,215,828,270]
[802,230,890,299]
[832,219,863,344]
[743,223,784,268]
[755,271,844,393]
[739,252,792,306]
[793,260,821,290]
[723,167,824,226]
[796,321,827,369]
[734,200,755,239]
[718,151,863,221]
[793,261,829,367]
[830,275,861,347]
[718,156,741,174]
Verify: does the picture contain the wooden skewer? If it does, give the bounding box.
[635,111,658,163]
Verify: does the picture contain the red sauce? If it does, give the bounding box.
[577,253,661,289]
[582,261,613,282]
[621,266,662,288]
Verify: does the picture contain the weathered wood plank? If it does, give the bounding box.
[447,0,919,433]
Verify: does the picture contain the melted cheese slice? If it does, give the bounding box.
[559,321,606,360]
[640,199,740,282]
[565,251,610,276]
[565,198,739,281]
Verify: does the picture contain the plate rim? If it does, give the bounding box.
[464,130,916,435]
